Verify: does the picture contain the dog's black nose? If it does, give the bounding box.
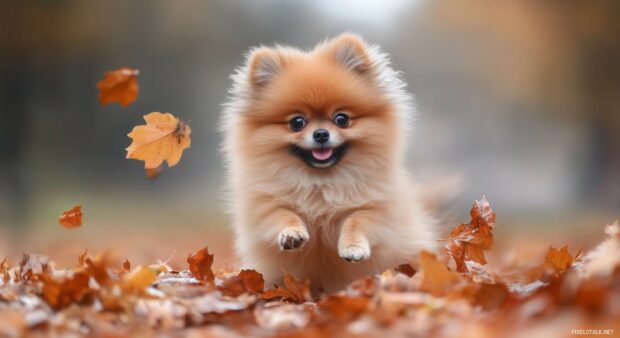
[313,129,330,144]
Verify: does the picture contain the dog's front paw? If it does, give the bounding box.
[338,243,370,262]
[278,228,309,251]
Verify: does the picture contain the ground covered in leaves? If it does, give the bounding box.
[1,199,619,338]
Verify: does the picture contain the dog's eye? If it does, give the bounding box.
[333,113,350,128]
[289,116,306,132]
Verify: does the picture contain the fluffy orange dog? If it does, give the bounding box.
[221,33,436,292]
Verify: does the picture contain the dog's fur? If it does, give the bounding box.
[220,33,436,292]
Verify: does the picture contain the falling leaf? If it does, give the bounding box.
[261,271,312,303]
[97,67,139,106]
[220,269,265,297]
[418,250,461,296]
[187,247,214,283]
[58,205,83,229]
[445,196,496,272]
[126,112,191,169]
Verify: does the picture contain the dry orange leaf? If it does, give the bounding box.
[261,271,312,303]
[187,247,214,283]
[419,250,461,296]
[97,67,139,106]
[59,205,83,229]
[126,112,191,169]
[445,196,496,272]
[543,245,574,272]
[123,266,157,292]
[41,272,90,310]
[123,259,131,272]
[220,269,265,297]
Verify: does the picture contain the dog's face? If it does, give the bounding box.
[230,34,406,179]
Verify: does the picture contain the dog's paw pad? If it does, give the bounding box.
[278,229,309,251]
[339,244,370,262]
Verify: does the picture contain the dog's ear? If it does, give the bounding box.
[325,33,372,74]
[247,47,282,88]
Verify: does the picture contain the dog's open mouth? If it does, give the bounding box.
[290,145,347,169]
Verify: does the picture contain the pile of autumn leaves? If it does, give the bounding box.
[1,198,619,337]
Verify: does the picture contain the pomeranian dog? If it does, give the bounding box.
[220,33,436,292]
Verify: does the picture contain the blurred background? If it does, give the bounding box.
[1,0,619,267]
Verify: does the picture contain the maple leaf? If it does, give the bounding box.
[187,247,214,283]
[126,112,191,169]
[543,245,573,273]
[445,196,496,272]
[58,205,83,229]
[418,250,461,296]
[261,271,313,303]
[97,67,139,106]
[220,269,265,297]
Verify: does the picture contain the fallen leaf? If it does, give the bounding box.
[261,271,312,303]
[123,266,157,292]
[41,272,90,310]
[126,112,191,169]
[97,67,139,106]
[543,245,573,273]
[418,250,461,296]
[58,205,83,229]
[395,263,416,277]
[78,249,88,267]
[123,259,131,272]
[446,196,496,272]
[220,269,264,297]
[19,254,51,281]
[0,258,9,283]
[187,247,214,283]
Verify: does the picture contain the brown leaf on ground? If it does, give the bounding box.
[220,269,265,297]
[84,252,115,286]
[419,250,462,296]
[123,259,131,272]
[261,272,312,303]
[123,266,157,293]
[187,247,214,283]
[0,258,9,283]
[19,254,51,281]
[446,196,496,272]
[126,112,191,169]
[97,67,139,106]
[318,294,369,321]
[41,271,90,310]
[58,205,83,229]
[395,263,416,277]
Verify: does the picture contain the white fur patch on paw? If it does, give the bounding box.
[339,243,370,262]
[278,229,309,251]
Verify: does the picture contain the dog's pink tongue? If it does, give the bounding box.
[311,148,333,161]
